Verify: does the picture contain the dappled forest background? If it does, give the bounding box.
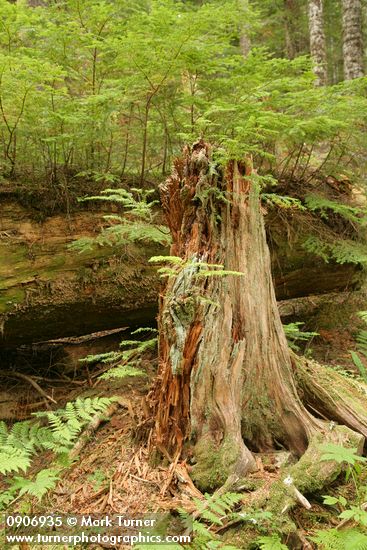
[1,2,367,549]
[0,0,366,191]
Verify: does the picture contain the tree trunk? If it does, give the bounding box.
[239,0,251,57]
[342,0,364,80]
[284,0,302,59]
[308,0,328,85]
[150,142,367,494]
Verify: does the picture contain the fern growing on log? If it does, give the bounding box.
[149,255,244,279]
[262,193,305,210]
[70,188,171,253]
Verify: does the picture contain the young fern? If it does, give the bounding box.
[70,188,171,253]
[79,328,157,380]
[0,397,114,505]
[34,397,114,453]
[261,193,305,210]
[99,331,157,380]
[149,256,244,279]
[13,469,60,501]
[283,322,318,351]
[350,311,367,382]
[256,534,289,550]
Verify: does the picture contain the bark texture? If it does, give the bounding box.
[239,0,251,57]
[308,0,328,85]
[284,0,305,59]
[150,142,367,493]
[342,0,364,80]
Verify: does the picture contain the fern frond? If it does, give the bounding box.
[256,534,289,550]
[131,327,158,335]
[283,322,318,351]
[0,446,31,475]
[100,364,147,380]
[303,235,367,265]
[262,193,305,210]
[15,469,60,501]
[311,528,367,550]
[79,351,123,364]
[305,194,366,224]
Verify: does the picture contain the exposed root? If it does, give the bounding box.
[239,425,364,545]
[70,397,129,458]
[295,357,367,438]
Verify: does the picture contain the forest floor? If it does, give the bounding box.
[2,319,366,549]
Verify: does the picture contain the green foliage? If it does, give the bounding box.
[350,311,367,382]
[261,194,305,210]
[34,397,114,453]
[256,534,289,550]
[149,256,244,280]
[305,195,367,225]
[191,492,244,527]
[316,443,367,548]
[350,352,367,383]
[320,442,367,499]
[0,396,113,507]
[0,420,51,475]
[319,443,366,467]
[70,188,171,252]
[311,528,367,550]
[302,235,367,265]
[0,445,31,476]
[79,328,157,380]
[14,469,60,501]
[81,188,159,218]
[175,492,273,549]
[0,0,366,193]
[100,364,148,380]
[283,322,318,351]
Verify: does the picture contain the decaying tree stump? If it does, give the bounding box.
[149,141,367,501]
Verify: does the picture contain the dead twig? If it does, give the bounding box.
[0,370,57,404]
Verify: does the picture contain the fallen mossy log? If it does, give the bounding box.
[0,189,363,347]
[0,198,162,347]
[295,357,367,438]
[277,290,361,319]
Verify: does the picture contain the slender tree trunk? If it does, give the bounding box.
[239,0,251,57]
[284,0,299,59]
[342,0,364,79]
[149,142,367,494]
[308,0,328,85]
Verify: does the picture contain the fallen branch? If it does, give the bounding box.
[69,397,129,458]
[34,327,128,346]
[0,370,57,404]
